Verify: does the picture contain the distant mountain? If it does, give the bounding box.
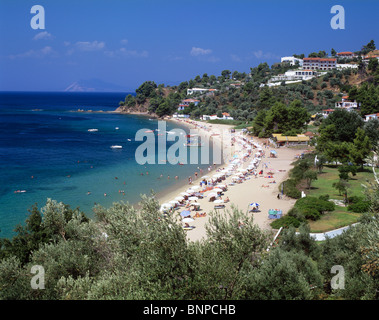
[64,79,130,92]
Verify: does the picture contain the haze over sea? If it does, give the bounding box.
[0,92,218,238]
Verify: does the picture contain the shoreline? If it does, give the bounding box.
[154,118,308,242]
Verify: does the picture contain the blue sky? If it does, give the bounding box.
[0,0,378,92]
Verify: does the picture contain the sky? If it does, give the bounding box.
[0,0,378,92]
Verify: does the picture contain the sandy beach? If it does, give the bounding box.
[157,118,308,242]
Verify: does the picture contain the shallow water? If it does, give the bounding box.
[0,92,219,238]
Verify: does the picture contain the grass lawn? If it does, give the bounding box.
[308,206,361,233]
[304,165,375,233]
[306,165,373,200]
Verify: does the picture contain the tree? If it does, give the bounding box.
[368,58,379,72]
[349,127,372,169]
[304,170,318,190]
[155,101,171,117]
[361,40,376,55]
[364,119,379,148]
[221,70,231,80]
[320,109,364,143]
[244,248,323,300]
[331,48,337,56]
[332,180,350,203]
[315,154,328,173]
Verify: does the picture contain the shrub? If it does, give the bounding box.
[280,179,301,199]
[270,215,302,229]
[302,208,321,221]
[318,194,330,201]
[295,196,335,214]
[347,201,371,213]
[347,195,363,204]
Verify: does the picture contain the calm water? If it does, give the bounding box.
[0,92,218,238]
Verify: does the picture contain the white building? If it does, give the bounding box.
[177,98,199,111]
[187,88,217,95]
[365,113,379,122]
[303,57,336,70]
[335,95,358,111]
[281,56,303,66]
[336,51,356,58]
[201,113,233,121]
[268,69,318,84]
[336,63,358,70]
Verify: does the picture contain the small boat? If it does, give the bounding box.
[110,145,122,149]
[115,127,119,130]
[88,129,98,132]
[14,190,26,193]
[127,139,132,141]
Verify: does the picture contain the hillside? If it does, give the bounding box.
[117,61,378,123]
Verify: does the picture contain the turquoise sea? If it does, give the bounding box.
[0,92,218,238]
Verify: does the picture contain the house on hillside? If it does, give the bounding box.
[303,57,337,70]
[281,56,303,66]
[365,113,379,122]
[177,99,199,111]
[187,88,218,96]
[337,51,356,58]
[321,109,335,118]
[269,69,318,83]
[363,50,379,64]
[335,95,358,112]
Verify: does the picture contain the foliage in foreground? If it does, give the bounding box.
[0,179,378,300]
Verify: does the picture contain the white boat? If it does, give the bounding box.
[88,128,98,132]
[115,127,119,130]
[110,145,122,149]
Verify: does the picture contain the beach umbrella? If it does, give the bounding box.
[175,196,184,201]
[169,200,179,205]
[208,192,217,198]
[181,192,190,196]
[190,186,200,190]
[214,199,224,204]
[180,210,191,217]
[188,196,198,201]
[182,217,194,223]
[250,202,260,207]
[161,203,173,209]
[213,188,223,193]
[201,175,209,179]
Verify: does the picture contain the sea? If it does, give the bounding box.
[0,92,219,239]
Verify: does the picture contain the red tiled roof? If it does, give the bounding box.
[337,51,354,55]
[182,99,199,102]
[304,57,336,61]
